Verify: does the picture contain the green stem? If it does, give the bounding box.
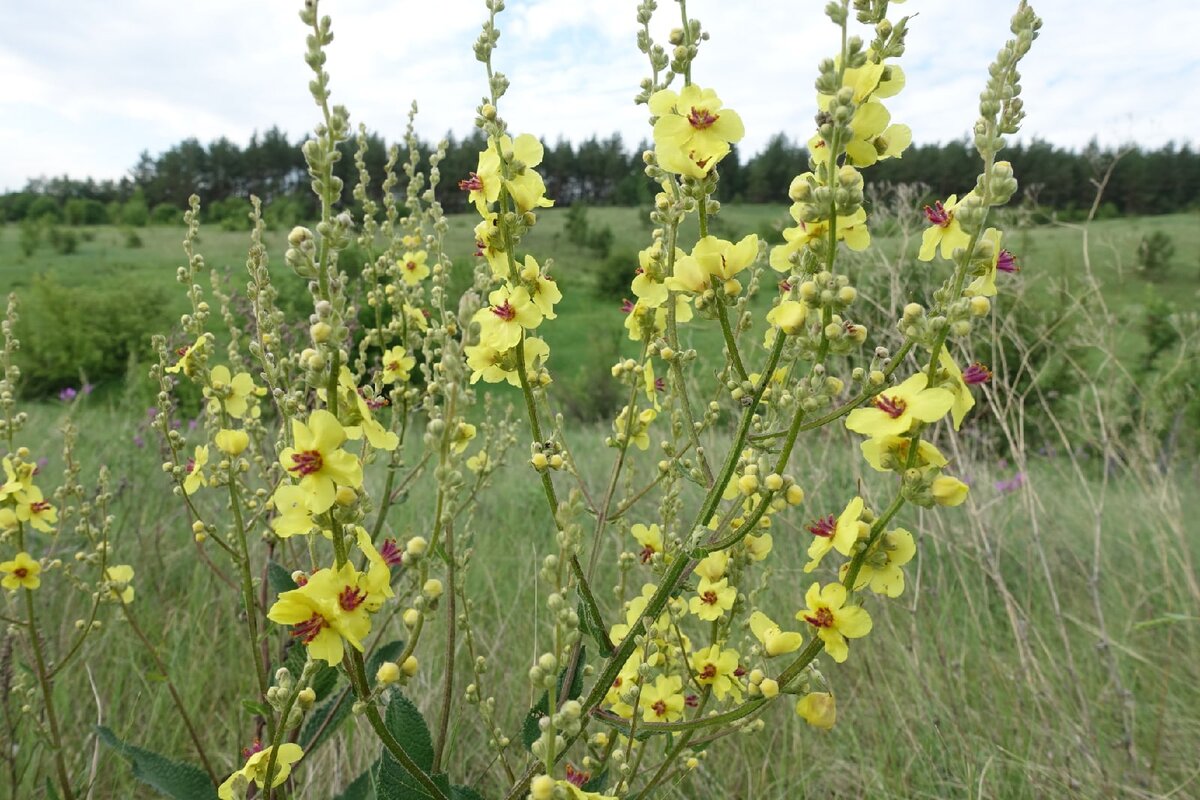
[715,293,748,382]
[24,591,75,800]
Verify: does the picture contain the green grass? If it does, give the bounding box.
[4,392,1199,799]
[2,207,1199,799]
[3,209,1196,402]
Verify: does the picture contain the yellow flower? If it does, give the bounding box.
[473,285,544,350]
[966,227,1003,297]
[689,576,736,622]
[468,134,554,214]
[766,300,808,334]
[690,645,742,701]
[918,193,972,261]
[279,410,363,514]
[932,474,969,506]
[466,451,490,473]
[770,207,871,271]
[1,552,41,591]
[165,335,206,376]
[749,610,803,657]
[860,435,947,473]
[640,674,685,723]
[845,373,954,438]
[743,532,773,561]
[267,562,372,664]
[810,101,911,168]
[694,550,729,582]
[841,527,915,598]
[0,508,17,532]
[355,528,395,611]
[650,84,744,178]
[269,484,316,538]
[603,647,644,716]
[797,582,872,663]
[613,406,657,451]
[803,496,866,573]
[105,565,135,603]
[662,253,710,295]
[382,346,416,384]
[1,456,34,501]
[796,692,837,729]
[16,486,57,533]
[451,423,476,455]
[631,523,663,563]
[402,303,430,332]
[473,213,507,276]
[205,365,257,419]
[465,337,550,387]
[335,368,400,452]
[183,445,208,495]
[214,428,249,456]
[217,743,304,799]
[398,250,430,285]
[518,255,562,319]
[939,350,976,430]
[691,234,758,282]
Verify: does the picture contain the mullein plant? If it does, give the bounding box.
[0,296,144,799]
[33,0,1039,799]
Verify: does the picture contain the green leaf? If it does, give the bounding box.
[241,699,270,717]
[577,600,614,657]
[97,726,217,800]
[521,647,586,751]
[374,694,444,800]
[334,761,379,800]
[301,641,406,752]
[267,560,298,596]
[451,785,487,800]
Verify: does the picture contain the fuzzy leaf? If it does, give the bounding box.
[97,726,217,800]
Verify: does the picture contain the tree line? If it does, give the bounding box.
[3,126,1198,227]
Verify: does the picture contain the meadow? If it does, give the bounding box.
[2,199,1199,798]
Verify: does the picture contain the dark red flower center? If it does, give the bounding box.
[963,362,992,385]
[405,260,418,271]
[14,567,28,578]
[565,764,590,788]
[291,613,328,643]
[379,538,404,567]
[699,663,717,680]
[873,394,907,418]
[490,302,517,321]
[997,249,1019,273]
[620,298,635,314]
[459,173,484,192]
[30,501,51,514]
[339,585,366,612]
[807,515,836,538]
[290,449,324,476]
[687,107,719,129]
[639,545,656,563]
[185,458,196,474]
[923,201,951,227]
[684,694,699,708]
[804,607,835,628]
[701,590,719,606]
[651,699,668,718]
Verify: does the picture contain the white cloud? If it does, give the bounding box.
[2,0,1197,190]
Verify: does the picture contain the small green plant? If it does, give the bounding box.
[1136,229,1175,280]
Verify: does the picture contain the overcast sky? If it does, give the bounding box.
[3,0,1197,191]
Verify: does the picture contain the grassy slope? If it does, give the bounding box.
[2,208,1199,798]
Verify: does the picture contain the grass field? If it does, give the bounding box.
[2,206,1199,799]
[2,207,1197,401]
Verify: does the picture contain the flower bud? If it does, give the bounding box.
[297,687,317,709]
[760,678,780,699]
[423,579,443,600]
[310,322,332,343]
[406,537,428,557]
[377,661,402,685]
[335,486,357,506]
[969,296,991,317]
[785,485,805,506]
[401,656,419,677]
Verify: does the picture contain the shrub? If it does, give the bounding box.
[13,273,174,396]
[1136,230,1175,280]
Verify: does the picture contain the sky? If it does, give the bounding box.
[2,0,1198,191]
